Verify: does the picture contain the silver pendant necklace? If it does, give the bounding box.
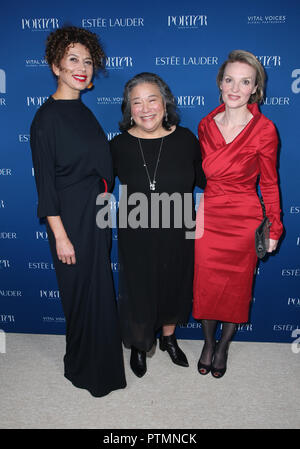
[138,137,164,191]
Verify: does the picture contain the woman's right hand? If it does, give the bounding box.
[56,237,76,265]
[47,216,76,265]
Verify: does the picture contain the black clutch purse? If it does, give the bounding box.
[255,197,271,259]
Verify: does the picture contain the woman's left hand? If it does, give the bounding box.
[268,238,278,253]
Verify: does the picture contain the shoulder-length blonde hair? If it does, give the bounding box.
[217,50,266,104]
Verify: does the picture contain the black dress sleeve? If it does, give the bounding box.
[193,133,206,189]
[93,119,114,191]
[30,112,60,218]
[109,136,119,177]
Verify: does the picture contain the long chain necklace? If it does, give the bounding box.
[138,137,164,191]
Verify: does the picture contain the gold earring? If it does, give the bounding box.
[87,82,93,89]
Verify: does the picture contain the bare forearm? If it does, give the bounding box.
[47,216,68,240]
[47,216,76,264]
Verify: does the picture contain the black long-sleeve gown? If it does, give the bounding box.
[30,97,126,397]
[110,126,205,352]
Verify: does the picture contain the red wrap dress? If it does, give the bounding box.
[193,103,283,323]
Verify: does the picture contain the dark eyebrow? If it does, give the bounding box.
[67,53,92,60]
[224,74,253,80]
[131,94,159,101]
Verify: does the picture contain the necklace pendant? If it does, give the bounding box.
[138,137,163,194]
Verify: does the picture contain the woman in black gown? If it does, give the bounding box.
[110,73,206,377]
[30,26,126,397]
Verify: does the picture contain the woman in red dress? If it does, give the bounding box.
[193,50,283,378]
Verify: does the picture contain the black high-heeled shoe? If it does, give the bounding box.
[211,363,227,378]
[211,346,228,379]
[197,360,211,375]
[159,334,189,367]
[130,347,147,378]
[197,342,215,375]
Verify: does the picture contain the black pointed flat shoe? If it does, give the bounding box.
[130,347,147,378]
[159,334,189,367]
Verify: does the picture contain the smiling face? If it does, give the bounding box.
[130,82,166,136]
[52,42,93,99]
[220,61,257,110]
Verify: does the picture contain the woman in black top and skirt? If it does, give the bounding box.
[30,26,126,397]
[110,73,206,377]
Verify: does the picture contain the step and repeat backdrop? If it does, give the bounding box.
[0,0,299,343]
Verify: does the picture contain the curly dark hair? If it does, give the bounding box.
[119,72,180,131]
[45,25,106,73]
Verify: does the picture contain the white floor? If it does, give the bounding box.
[0,333,299,429]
